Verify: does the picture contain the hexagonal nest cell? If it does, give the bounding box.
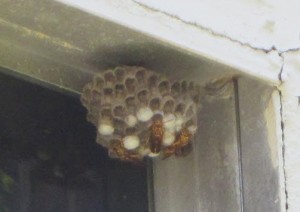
[80,66,202,163]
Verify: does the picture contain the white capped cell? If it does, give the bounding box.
[125,115,138,127]
[98,123,114,136]
[138,147,151,156]
[163,131,175,146]
[163,113,176,131]
[136,107,154,122]
[148,152,160,158]
[175,114,184,132]
[123,135,140,150]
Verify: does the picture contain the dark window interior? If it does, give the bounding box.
[0,70,148,212]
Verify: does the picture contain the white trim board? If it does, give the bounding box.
[56,0,282,86]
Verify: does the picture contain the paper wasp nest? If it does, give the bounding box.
[80,66,202,163]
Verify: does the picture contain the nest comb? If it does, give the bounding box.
[80,66,202,163]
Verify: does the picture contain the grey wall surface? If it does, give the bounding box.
[238,78,283,212]
[153,82,241,212]
[152,78,283,212]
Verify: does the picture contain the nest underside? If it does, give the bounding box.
[81,66,202,163]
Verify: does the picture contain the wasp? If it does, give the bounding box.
[111,141,142,163]
[149,118,164,153]
[163,128,192,159]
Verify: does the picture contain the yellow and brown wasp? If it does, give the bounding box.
[111,141,142,163]
[149,118,164,154]
[163,128,192,159]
